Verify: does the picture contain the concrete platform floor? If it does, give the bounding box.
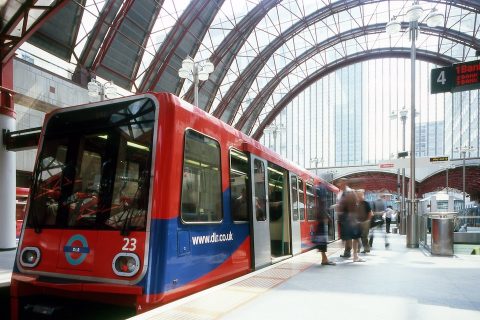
[131,233,480,320]
[2,233,479,320]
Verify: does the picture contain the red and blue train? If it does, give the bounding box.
[11,92,338,319]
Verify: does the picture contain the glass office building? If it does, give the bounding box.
[260,59,479,170]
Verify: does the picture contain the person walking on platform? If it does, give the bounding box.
[355,189,373,253]
[335,179,364,262]
[314,186,335,266]
[384,205,394,233]
[334,179,352,258]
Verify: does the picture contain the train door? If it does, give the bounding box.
[250,155,271,269]
[289,174,302,255]
[268,163,291,261]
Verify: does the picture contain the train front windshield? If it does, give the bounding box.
[27,97,155,231]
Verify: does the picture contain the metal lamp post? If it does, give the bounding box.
[390,107,409,235]
[440,164,455,193]
[386,1,444,248]
[178,56,214,106]
[310,157,322,176]
[455,146,476,209]
[327,169,337,182]
[265,123,285,153]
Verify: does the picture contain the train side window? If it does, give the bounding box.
[253,159,267,221]
[298,179,305,220]
[230,149,249,222]
[181,130,222,223]
[290,176,299,221]
[268,163,286,222]
[306,183,315,220]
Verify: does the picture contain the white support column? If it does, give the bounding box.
[0,113,16,250]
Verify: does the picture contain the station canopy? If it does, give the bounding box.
[1,0,479,138]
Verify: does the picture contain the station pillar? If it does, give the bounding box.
[406,199,419,248]
[0,57,17,250]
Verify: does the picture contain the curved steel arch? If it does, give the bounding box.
[250,48,459,140]
[212,0,480,124]
[236,22,480,133]
[183,0,281,111]
[138,0,225,94]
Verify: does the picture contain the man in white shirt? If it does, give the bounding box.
[384,206,395,233]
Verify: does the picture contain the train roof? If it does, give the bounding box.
[156,93,337,192]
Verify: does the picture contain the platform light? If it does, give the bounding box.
[386,18,401,35]
[87,81,100,97]
[406,3,423,22]
[87,79,117,101]
[426,8,443,27]
[181,55,194,71]
[178,67,190,79]
[264,123,286,153]
[202,61,214,73]
[178,56,215,106]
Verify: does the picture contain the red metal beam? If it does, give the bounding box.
[91,0,136,71]
[0,58,16,119]
[1,0,69,64]
[138,0,211,92]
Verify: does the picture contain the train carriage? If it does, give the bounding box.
[11,93,337,319]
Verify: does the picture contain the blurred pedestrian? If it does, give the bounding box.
[355,189,373,253]
[384,205,394,233]
[335,179,364,262]
[314,186,335,265]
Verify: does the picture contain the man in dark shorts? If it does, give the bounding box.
[335,179,364,261]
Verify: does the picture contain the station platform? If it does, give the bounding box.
[1,233,479,320]
[130,233,480,320]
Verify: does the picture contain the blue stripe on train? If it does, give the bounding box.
[139,188,250,295]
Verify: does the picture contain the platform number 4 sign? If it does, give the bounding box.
[431,66,454,94]
[437,70,446,85]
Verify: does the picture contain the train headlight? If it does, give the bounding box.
[112,253,140,277]
[20,247,41,268]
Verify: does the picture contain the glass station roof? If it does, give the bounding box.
[2,0,479,137]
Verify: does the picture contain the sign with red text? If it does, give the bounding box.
[379,156,449,169]
[431,60,480,94]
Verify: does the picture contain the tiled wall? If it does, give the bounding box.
[14,59,90,108]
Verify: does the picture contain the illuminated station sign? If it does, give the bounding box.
[431,59,480,94]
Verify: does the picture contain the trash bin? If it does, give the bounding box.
[429,212,456,256]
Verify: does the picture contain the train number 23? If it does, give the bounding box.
[122,238,137,251]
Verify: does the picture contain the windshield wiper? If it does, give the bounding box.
[120,171,148,236]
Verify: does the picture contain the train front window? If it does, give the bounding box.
[27,97,155,231]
